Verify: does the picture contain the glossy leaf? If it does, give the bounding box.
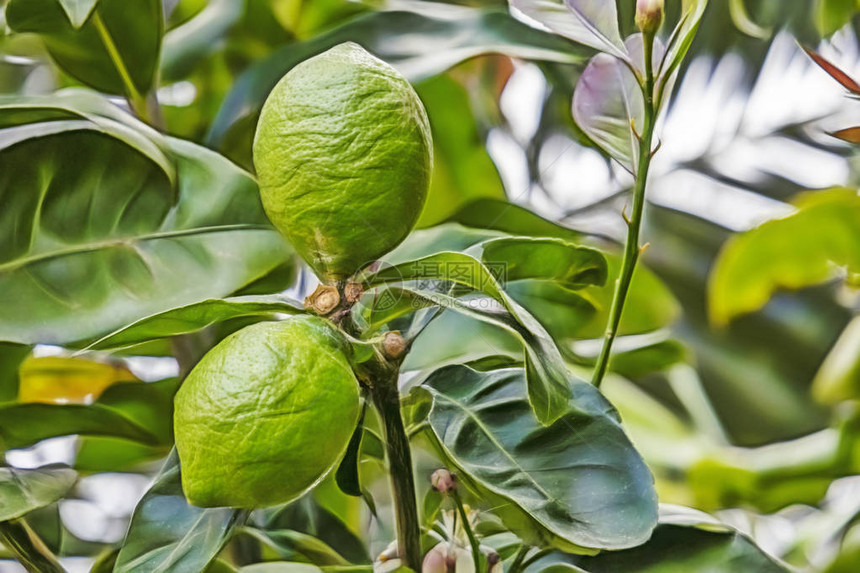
[419,365,657,551]
[243,528,350,567]
[364,252,575,424]
[56,0,99,28]
[709,189,860,325]
[509,0,627,59]
[207,5,582,146]
[0,100,289,345]
[565,506,789,572]
[0,466,77,521]
[658,0,709,84]
[438,199,583,242]
[0,402,157,450]
[161,0,244,81]
[5,0,162,94]
[115,450,246,573]
[476,237,608,289]
[573,35,663,171]
[88,295,304,351]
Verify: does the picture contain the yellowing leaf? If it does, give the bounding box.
[18,356,137,404]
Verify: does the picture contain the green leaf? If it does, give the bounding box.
[0,96,289,345]
[75,378,179,471]
[114,450,246,573]
[419,365,657,552]
[263,494,371,565]
[207,4,583,147]
[509,0,628,60]
[0,343,30,402]
[415,75,506,227]
[161,0,243,81]
[335,404,366,498]
[88,295,304,351]
[0,400,158,451]
[504,281,597,345]
[240,566,322,573]
[0,466,76,521]
[658,0,708,87]
[243,528,350,567]
[364,252,574,424]
[475,237,607,289]
[816,0,858,37]
[566,505,789,572]
[438,199,583,242]
[5,0,163,95]
[812,315,860,404]
[709,189,860,325]
[56,0,99,28]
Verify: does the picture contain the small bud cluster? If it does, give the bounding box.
[431,468,456,493]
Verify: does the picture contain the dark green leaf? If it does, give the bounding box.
[438,199,583,242]
[243,528,350,567]
[88,295,304,350]
[0,343,30,402]
[207,4,583,146]
[476,237,607,289]
[709,188,860,325]
[0,466,76,521]
[565,506,789,572]
[0,401,158,450]
[364,252,574,424]
[161,0,243,81]
[0,95,289,345]
[5,0,162,94]
[420,366,657,552]
[335,404,366,497]
[115,450,246,573]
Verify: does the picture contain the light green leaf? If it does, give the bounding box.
[658,0,708,88]
[419,365,657,552]
[0,97,289,345]
[161,0,243,81]
[439,199,583,242]
[5,0,162,94]
[812,315,860,404]
[0,466,77,521]
[509,0,627,60]
[88,295,304,351]
[415,75,506,227]
[816,0,858,37]
[0,343,30,403]
[364,252,574,424]
[115,450,246,573]
[709,189,860,325]
[56,0,99,28]
[242,528,350,567]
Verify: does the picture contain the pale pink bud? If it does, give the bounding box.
[431,469,457,493]
[635,0,664,34]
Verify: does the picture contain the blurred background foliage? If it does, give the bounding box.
[1,0,860,571]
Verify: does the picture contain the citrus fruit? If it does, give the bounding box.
[173,316,361,508]
[253,42,433,282]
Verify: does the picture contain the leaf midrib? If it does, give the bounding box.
[0,223,272,273]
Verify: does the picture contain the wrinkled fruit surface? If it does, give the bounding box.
[174,316,361,508]
[253,41,432,282]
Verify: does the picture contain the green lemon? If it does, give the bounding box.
[253,42,433,282]
[174,316,361,508]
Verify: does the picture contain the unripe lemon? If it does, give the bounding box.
[173,316,360,508]
[253,42,432,282]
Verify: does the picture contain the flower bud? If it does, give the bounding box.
[431,468,457,493]
[382,331,407,360]
[635,0,663,35]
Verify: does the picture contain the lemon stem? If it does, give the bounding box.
[370,365,422,570]
[452,490,484,573]
[0,520,64,573]
[592,31,658,388]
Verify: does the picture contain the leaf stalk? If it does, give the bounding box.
[0,520,64,573]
